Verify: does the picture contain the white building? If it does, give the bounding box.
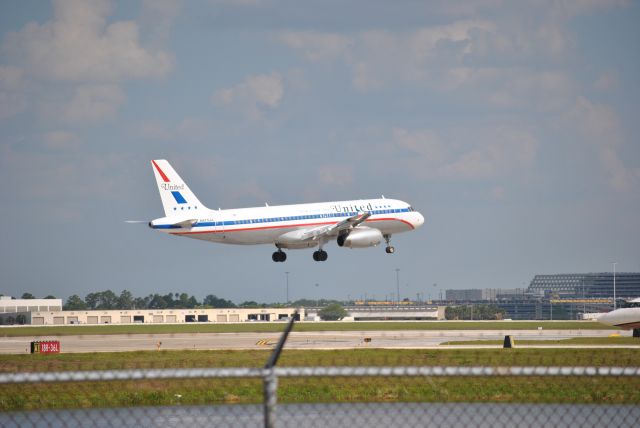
[2,306,302,325]
[0,295,62,312]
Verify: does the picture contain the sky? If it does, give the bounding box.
[0,0,639,304]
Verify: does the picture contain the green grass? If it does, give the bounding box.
[1,348,639,410]
[0,320,615,337]
[442,337,640,346]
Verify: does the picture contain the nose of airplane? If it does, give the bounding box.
[413,212,425,228]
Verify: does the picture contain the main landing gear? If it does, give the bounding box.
[313,249,328,262]
[272,249,287,262]
[384,234,395,254]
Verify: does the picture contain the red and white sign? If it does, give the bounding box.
[31,340,61,354]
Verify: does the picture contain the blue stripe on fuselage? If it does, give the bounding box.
[156,208,410,229]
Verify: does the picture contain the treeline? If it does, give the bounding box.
[445,304,506,320]
[16,293,58,299]
[18,291,347,310]
[63,290,236,310]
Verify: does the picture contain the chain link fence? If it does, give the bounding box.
[1,316,639,427]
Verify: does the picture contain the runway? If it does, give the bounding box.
[2,402,639,428]
[0,329,634,354]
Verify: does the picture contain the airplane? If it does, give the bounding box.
[146,159,424,262]
[598,305,640,338]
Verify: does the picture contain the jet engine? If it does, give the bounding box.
[339,227,383,248]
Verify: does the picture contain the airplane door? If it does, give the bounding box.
[215,218,225,239]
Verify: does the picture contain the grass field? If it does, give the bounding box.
[0,320,615,337]
[1,348,638,410]
[442,337,640,346]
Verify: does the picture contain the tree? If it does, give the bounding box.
[177,293,190,308]
[21,293,35,299]
[97,290,118,309]
[43,295,57,299]
[85,292,99,310]
[64,295,87,310]
[148,294,168,309]
[203,295,236,308]
[318,303,348,321]
[133,296,150,309]
[239,301,260,308]
[445,304,506,320]
[117,290,134,309]
[162,293,176,308]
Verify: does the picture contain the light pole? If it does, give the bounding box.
[285,271,289,305]
[613,262,617,310]
[582,279,585,316]
[395,268,400,306]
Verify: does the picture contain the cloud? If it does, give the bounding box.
[438,128,538,180]
[0,144,129,216]
[4,0,172,82]
[490,186,506,200]
[318,164,354,186]
[0,65,24,90]
[569,97,639,192]
[393,128,447,164]
[138,117,212,143]
[214,73,284,118]
[209,0,265,5]
[42,131,82,151]
[64,84,126,122]
[276,2,627,96]
[278,31,351,62]
[0,65,27,119]
[139,120,173,141]
[393,127,538,181]
[277,21,503,92]
[140,0,182,46]
[487,70,574,111]
[594,71,618,91]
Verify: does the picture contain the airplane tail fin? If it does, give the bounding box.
[151,159,207,216]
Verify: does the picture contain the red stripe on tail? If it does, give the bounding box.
[152,160,170,183]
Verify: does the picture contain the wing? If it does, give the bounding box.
[298,212,371,241]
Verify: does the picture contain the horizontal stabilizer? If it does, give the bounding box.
[149,217,198,229]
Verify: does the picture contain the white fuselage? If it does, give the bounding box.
[598,307,640,330]
[150,198,424,248]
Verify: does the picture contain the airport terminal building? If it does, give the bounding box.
[528,273,640,298]
[443,272,640,320]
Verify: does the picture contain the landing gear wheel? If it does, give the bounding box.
[383,234,395,254]
[313,250,328,262]
[272,250,287,262]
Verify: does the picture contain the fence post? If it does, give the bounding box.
[263,368,278,428]
[263,309,298,428]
